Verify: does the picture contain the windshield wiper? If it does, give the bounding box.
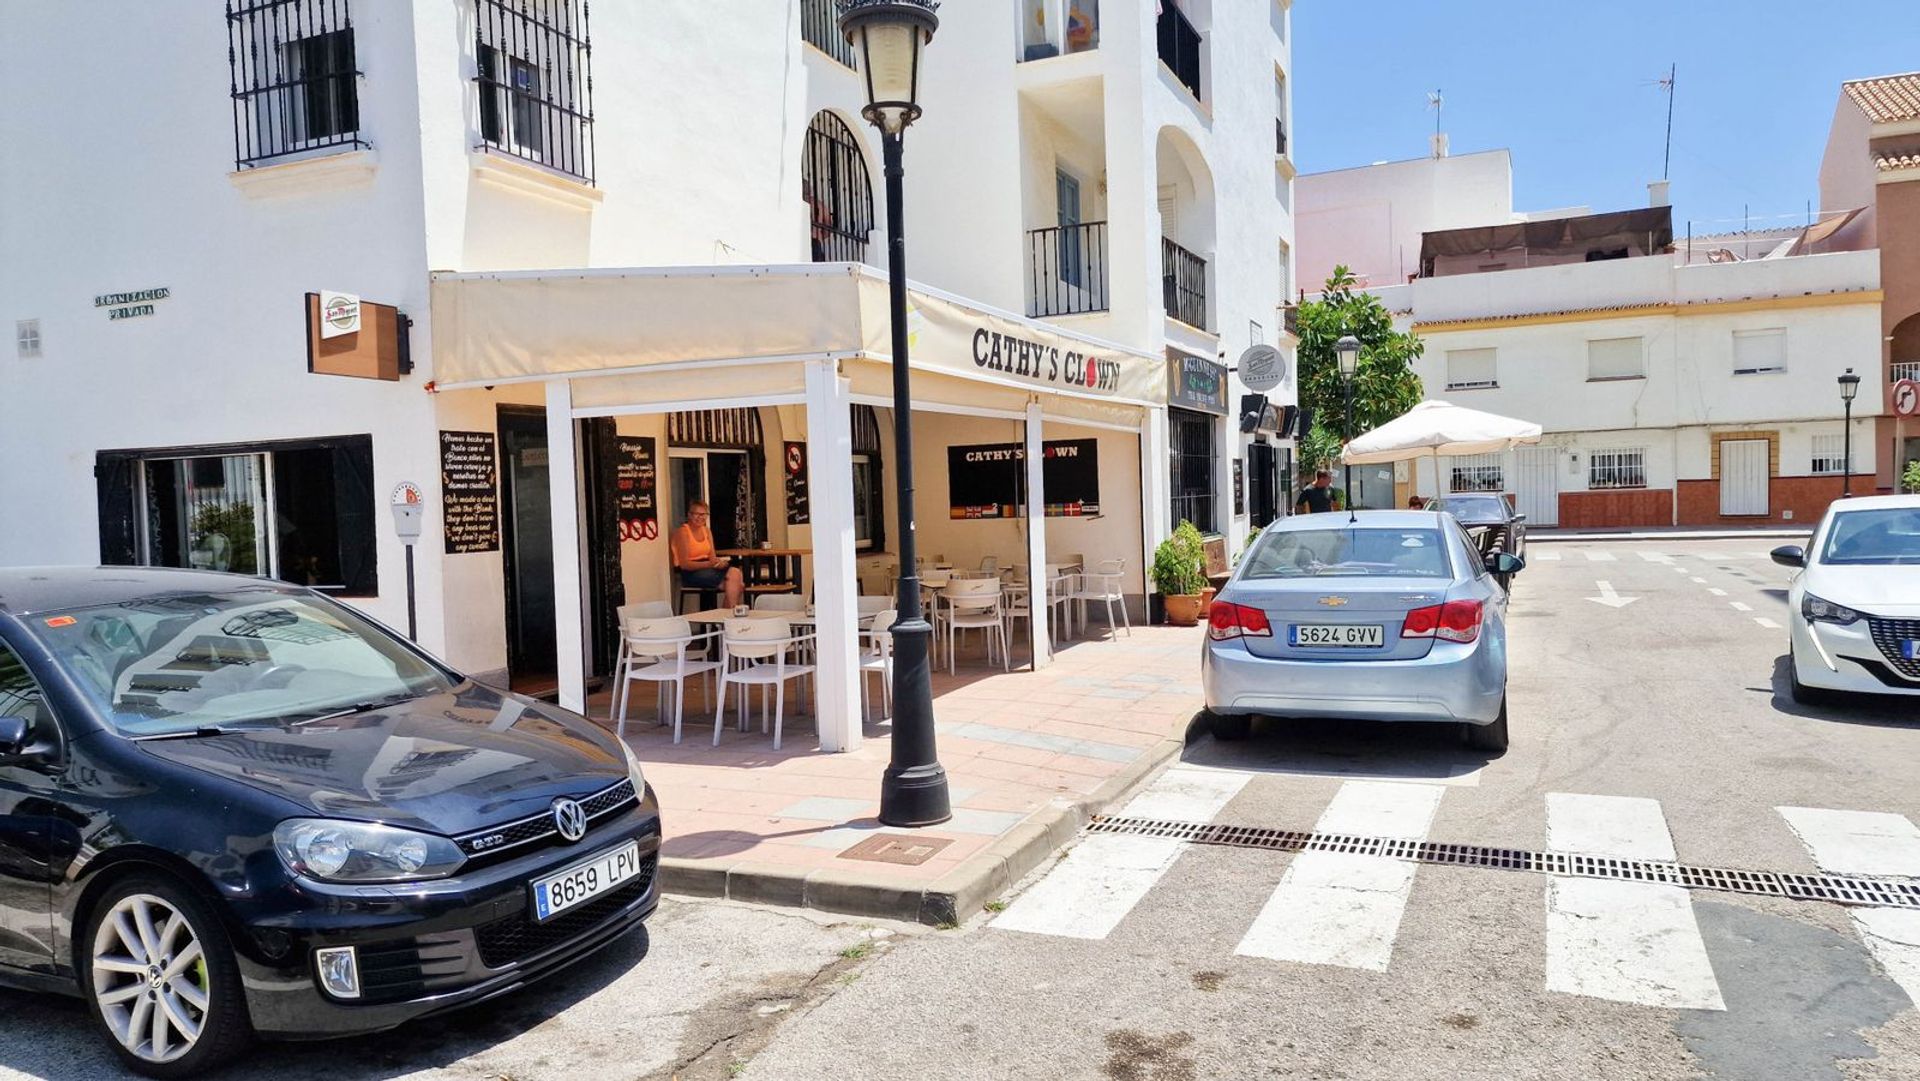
[132,726,242,742]
[286,692,423,727]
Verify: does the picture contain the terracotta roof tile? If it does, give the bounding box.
[1843,72,1920,124]
[1875,149,1920,172]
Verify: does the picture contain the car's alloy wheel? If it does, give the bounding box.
[84,876,250,1077]
[91,893,210,1065]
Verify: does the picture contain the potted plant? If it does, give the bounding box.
[1153,520,1209,626]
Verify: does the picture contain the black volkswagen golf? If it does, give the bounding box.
[0,567,661,1076]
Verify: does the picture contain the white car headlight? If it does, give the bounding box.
[1802,593,1863,626]
[273,819,466,883]
[620,739,648,799]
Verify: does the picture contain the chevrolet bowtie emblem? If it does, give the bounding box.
[1317,596,1349,607]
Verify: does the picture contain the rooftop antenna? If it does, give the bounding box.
[1657,64,1676,179]
[1427,89,1443,136]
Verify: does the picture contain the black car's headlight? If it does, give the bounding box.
[273,819,466,883]
[620,738,648,800]
[1802,593,1863,626]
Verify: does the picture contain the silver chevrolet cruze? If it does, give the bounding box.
[1202,510,1520,751]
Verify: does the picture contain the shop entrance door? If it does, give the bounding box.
[1720,439,1770,517]
[499,409,556,690]
[1248,442,1278,526]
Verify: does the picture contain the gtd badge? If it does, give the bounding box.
[552,798,587,843]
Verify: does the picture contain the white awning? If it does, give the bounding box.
[429,263,1165,408]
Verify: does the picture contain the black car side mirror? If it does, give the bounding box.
[1510,513,1528,524]
[1769,545,1805,569]
[1487,553,1526,576]
[0,716,29,760]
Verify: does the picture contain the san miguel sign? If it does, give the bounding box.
[971,327,1123,393]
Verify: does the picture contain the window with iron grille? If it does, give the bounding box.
[1169,407,1217,533]
[801,0,857,67]
[1589,448,1647,490]
[803,112,873,264]
[1810,433,1847,475]
[1449,453,1504,493]
[474,0,594,184]
[227,0,366,169]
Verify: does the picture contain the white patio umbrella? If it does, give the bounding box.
[1340,400,1542,500]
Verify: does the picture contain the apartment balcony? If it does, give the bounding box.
[801,0,856,68]
[1018,0,1099,62]
[1028,222,1110,317]
[1157,2,1202,101]
[1162,237,1208,330]
[1894,361,1920,385]
[1280,303,1299,339]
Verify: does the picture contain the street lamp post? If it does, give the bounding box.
[1839,368,1861,498]
[1335,335,1361,509]
[841,0,950,827]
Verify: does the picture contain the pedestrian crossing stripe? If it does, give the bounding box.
[993,772,1920,1014]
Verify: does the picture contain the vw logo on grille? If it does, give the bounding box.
[552,798,588,843]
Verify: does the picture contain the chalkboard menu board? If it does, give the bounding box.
[947,439,1100,519]
[784,441,810,525]
[613,436,658,541]
[440,430,500,554]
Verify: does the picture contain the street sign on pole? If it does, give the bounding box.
[390,482,424,640]
[1894,379,1919,418]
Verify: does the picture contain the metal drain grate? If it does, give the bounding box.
[1086,815,1920,910]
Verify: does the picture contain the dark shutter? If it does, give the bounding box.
[334,436,378,596]
[95,453,139,565]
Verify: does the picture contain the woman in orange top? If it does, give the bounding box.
[671,501,744,609]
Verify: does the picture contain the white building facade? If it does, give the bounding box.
[1298,149,1883,528]
[0,1,1294,736]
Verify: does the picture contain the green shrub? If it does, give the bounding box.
[1904,460,1920,494]
[1152,520,1208,596]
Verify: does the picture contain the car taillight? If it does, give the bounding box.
[1402,600,1483,643]
[1208,601,1272,640]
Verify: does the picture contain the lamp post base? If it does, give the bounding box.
[880,762,952,826]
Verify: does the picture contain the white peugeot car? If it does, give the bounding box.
[1771,494,1920,704]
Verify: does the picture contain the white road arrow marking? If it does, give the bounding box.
[1584,580,1639,608]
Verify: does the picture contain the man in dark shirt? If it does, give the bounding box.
[1295,470,1340,515]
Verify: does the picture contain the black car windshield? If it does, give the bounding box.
[1819,508,1920,566]
[22,589,456,737]
[1429,496,1508,522]
[1242,527,1452,579]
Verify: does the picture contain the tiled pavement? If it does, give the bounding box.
[587,623,1205,920]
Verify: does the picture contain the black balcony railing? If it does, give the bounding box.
[802,0,857,68]
[474,0,595,184]
[1281,303,1299,337]
[1162,237,1207,330]
[1028,222,1110,317]
[1157,1,1202,100]
[1276,118,1288,156]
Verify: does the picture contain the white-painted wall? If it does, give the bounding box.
[1,0,1291,680]
[1295,149,1514,292]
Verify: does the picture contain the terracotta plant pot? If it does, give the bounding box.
[1197,587,1218,618]
[1163,593,1204,627]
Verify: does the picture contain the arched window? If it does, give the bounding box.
[803,112,874,264]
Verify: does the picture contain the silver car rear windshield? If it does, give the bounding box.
[20,589,455,737]
[1243,527,1452,579]
[1820,508,1920,566]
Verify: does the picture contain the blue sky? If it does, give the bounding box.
[1292,1,1920,235]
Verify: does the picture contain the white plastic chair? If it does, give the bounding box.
[1046,569,1077,642]
[616,617,721,743]
[942,578,1008,673]
[713,619,815,750]
[921,569,953,654]
[1071,559,1131,639]
[978,555,999,574]
[753,593,809,613]
[1002,582,1042,660]
[859,608,897,722]
[611,601,676,713]
[857,595,893,618]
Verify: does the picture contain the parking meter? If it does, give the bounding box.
[390,483,425,639]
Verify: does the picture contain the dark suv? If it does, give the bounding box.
[0,567,660,1076]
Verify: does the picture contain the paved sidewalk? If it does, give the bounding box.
[1530,526,1807,542]
[591,624,1202,924]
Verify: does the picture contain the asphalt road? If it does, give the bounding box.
[5,537,1915,1080]
[740,537,1920,1081]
